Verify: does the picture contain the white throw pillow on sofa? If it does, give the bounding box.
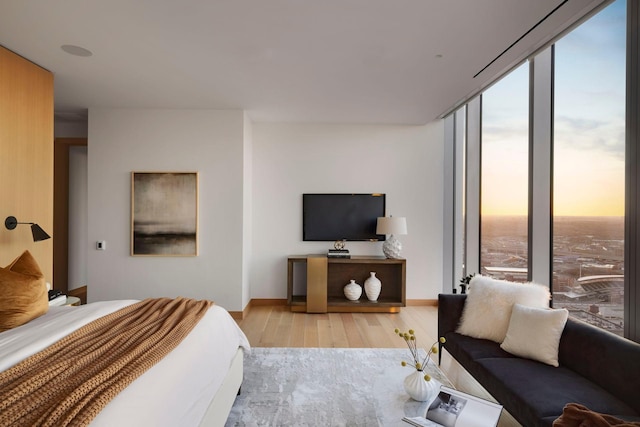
[456,275,550,343]
[500,304,569,367]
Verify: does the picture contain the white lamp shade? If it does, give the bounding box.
[376,216,407,235]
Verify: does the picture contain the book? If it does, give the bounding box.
[327,249,350,258]
[49,295,68,306]
[48,289,63,301]
[403,386,503,427]
[328,249,350,256]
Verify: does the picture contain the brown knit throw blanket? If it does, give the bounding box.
[0,297,213,427]
[553,403,640,427]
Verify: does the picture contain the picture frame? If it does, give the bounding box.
[131,172,198,256]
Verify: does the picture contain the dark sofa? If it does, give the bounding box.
[438,294,640,427]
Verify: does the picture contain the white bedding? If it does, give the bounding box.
[0,300,250,427]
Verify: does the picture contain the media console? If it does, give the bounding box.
[287,255,406,313]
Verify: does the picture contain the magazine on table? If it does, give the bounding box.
[402,386,503,427]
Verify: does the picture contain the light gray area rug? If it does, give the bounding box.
[225,348,450,427]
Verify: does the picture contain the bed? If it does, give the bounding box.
[0,299,250,427]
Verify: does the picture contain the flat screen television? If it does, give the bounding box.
[302,193,386,241]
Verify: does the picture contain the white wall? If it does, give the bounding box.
[85,110,445,309]
[251,121,445,300]
[87,109,248,311]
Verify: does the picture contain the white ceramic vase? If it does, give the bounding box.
[344,280,362,301]
[364,272,381,301]
[403,370,440,402]
[382,234,403,259]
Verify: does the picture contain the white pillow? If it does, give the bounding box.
[500,304,568,367]
[456,275,550,343]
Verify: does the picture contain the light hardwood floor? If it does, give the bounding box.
[236,304,440,348]
[236,304,521,427]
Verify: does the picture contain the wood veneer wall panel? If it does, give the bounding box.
[0,46,54,281]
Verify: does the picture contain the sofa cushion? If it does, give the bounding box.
[443,332,515,368]
[0,250,48,332]
[477,358,638,427]
[500,304,568,367]
[456,275,550,343]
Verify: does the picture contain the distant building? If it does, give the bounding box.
[483,266,528,282]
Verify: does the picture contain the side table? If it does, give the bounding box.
[64,296,81,306]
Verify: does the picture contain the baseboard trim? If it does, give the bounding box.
[406,299,438,306]
[230,298,436,319]
[250,298,288,306]
[229,298,288,320]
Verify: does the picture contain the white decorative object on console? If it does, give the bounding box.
[343,280,362,301]
[364,272,381,302]
[376,216,407,259]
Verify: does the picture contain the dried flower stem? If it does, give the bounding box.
[394,328,446,373]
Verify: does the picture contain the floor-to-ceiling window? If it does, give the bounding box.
[480,63,529,282]
[446,0,632,338]
[552,0,626,335]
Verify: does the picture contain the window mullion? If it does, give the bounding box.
[465,98,482,276]
[529,47,554,291]
[625,0,640,341]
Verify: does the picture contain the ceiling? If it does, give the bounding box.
[0,0,606,125]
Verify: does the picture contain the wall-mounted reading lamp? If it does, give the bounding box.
[4,216,51,242]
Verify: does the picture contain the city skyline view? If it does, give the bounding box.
[480,214,624,336]
[479,0,626,335]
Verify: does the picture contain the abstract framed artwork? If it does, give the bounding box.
[131,172,198,256]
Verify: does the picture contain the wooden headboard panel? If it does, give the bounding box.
[0,46,54,281]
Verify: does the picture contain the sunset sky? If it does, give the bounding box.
[481,0,625,217]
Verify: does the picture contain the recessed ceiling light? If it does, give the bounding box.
[61,45,93,57]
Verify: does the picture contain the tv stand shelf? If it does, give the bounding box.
[287,255,406,313]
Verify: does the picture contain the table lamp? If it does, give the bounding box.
[376,216,407,259]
